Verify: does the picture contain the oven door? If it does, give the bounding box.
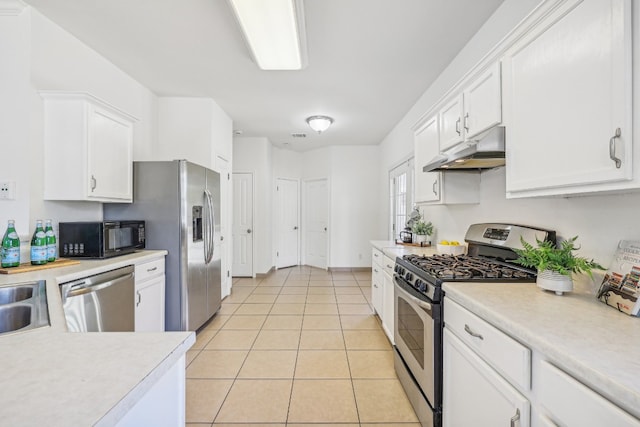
[394,275,441,409]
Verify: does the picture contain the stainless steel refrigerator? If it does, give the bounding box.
[104,160,221,331]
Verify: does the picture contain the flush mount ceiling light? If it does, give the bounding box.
[306,115,334,134]
[228,0,307,70]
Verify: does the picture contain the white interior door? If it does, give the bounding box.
[232,172,253,277]
[277,178,299,269]
[304,178,328,269]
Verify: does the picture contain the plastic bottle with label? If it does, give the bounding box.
[1,220,21,268]
[30,220,47,265]
[44,219,57,263]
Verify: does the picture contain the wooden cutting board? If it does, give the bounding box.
[0,258,80,274]
[394,241,432,247]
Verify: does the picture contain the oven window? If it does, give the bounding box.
[397,297,425,369]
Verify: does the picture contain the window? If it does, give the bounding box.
[389,158,414,240]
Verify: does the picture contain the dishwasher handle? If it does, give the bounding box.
[65,272,134,298]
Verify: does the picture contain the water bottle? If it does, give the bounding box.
[44,219,57,263]
[30,219,47,265]
[1,220,20,268]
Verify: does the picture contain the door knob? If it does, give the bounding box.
[220,235,224,241]
[247,229,252,234]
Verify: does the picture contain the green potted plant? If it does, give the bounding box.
[513,236,603,295]
[412,220,433,246]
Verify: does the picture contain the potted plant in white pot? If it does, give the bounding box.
[513,236,603,295]
[412,220,433,246]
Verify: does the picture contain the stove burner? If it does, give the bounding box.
[402,254,535,282]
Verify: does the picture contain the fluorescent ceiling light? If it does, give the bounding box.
[228,0,307,70]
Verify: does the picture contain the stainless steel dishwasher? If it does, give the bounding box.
[59,265,135,332]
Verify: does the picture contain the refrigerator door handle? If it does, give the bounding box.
[204,189,214,264]
[202,190,211,264]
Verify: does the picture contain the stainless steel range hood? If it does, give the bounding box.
[423,126,505,172]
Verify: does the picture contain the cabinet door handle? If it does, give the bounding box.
[146,266,157,273]
[247,229,252,234]
[455,117,461,135]
[373,268,379,273]
[464,112,469,132]
[609,127,622,168]
[432,179,438,196]
[386,264,393,269]
[464,324,484,340]
[294,226,298,230]
[90,175,97,192]
[510,408,520,427]
[136,291,141,307]
[373,283,378,288]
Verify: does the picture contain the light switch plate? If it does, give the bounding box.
[0,181,16,200]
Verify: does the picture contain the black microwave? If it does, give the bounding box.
[59,221,145,258]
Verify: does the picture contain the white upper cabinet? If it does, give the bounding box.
[156,97,233,170]
[414,115,441,203]
[438,62,502,151]
[42,92,136,202]
[414,115,480,205]
[463,62,502,140]
[503,0,633,197]
[439,95,465,150]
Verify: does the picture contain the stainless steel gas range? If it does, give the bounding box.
[392,223,556,427]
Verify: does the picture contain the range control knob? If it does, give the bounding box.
[404,272,413,281]
[417,280,427,293]
[394,265,400,273]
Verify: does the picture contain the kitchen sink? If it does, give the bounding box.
[0,285,33,305]
[0,305,32,333]
[0,281,49,335]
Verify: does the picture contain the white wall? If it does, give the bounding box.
[0,6,158,252]
[0,5,31,239]
[328,146,380,268]
[377,0,640,290]
[233,137,273,274]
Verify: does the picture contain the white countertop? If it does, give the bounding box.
[0,250,195,426]
[443,281,640,419]
[370,240,437,259]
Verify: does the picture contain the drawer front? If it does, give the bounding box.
[371,247,384,266]
[539,361,640,427]
[135,257,165,283]
[444,297,531,390]
[383,255,395,277]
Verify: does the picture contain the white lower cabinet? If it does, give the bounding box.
[370,247,394,343]
[135,257,166,332]
[444,297,640,426]
[381,255,395,344]
[371,248,384,317]
[442,299,531,427]
[538,360,640,427]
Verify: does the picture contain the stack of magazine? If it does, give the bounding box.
[597,240,640,316]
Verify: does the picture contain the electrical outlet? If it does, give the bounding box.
[0,181,16,200]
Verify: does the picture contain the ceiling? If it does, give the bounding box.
[25,0,505,151]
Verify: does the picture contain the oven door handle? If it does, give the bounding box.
[394,277,433,312]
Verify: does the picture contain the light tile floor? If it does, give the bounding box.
[186,265,420,427]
